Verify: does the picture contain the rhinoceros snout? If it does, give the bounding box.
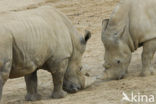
[63,83,81,93]
[116,73,125,80]
[70,84,81,93]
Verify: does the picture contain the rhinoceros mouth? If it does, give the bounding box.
[63,76,96,93]
[63,87,79,93]
[63,82,81,93]
[116,74,125,80]
[102,70,126,80]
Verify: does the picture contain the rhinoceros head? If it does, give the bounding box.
[63,30,96,93]
[101,19,132,80]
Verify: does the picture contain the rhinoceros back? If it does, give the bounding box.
[0,5,73,78]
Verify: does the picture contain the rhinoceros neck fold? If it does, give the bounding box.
[126,28,136,52]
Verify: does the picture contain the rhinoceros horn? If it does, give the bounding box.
[82,76,96,88]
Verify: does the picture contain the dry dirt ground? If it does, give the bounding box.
[1,0,156,104]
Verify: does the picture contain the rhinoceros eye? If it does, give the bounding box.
[80,66,82,71]
[117,60,121,64]
[114,32,118,35]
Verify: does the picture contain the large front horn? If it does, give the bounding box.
[82,76,96,88]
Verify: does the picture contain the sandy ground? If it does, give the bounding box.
[1,0,156,104]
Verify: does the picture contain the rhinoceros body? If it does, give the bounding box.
[102,0,156,79]
[3,6,72,78]
[0,4,94,101]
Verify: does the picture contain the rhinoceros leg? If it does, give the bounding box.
[24,70,41,101]
[0,61,12,101]
[140,40,156,76]
[50,59,68,99]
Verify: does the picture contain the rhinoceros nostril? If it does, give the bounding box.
[77,85,81,90]
[116,74,125,80]
[70,84,74,89]
[69,84,79,93]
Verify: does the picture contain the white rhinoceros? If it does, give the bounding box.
[102,0,156,80]
[0,4,95,101]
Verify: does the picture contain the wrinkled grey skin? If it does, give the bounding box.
[102,0,156,80]
[0,5,91,101]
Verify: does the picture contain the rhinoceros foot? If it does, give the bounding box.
[25,93,41,101]
[139,70,155,77]
[52,90,67,99]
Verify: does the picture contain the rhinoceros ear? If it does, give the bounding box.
[102,19,109,30]
[84,30,91,43]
